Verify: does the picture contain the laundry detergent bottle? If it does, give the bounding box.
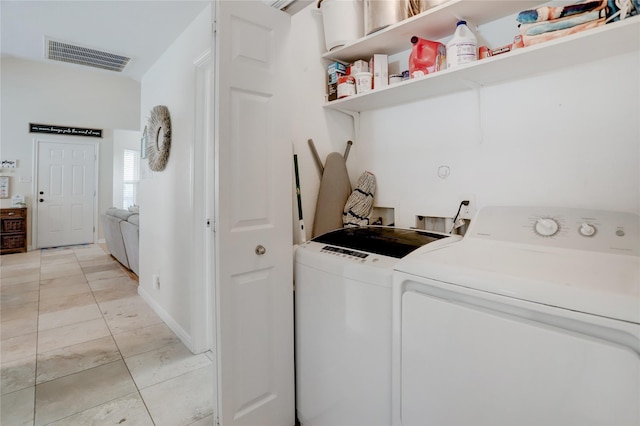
[409,36,446,78]
[446,20,477,68]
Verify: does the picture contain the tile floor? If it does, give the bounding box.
[1,244,215,425]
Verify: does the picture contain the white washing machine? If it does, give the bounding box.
[392,206,640,426]
[295,226,460,426]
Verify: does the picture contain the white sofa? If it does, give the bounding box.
[101,208,139,275]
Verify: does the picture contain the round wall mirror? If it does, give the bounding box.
[146,105,172,171]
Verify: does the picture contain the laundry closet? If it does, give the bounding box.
[289,1,640,233]
[289,2,639,424]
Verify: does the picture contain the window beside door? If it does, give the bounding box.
[123,148,140,209]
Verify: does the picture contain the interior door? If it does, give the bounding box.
[214,2,294,425]
[37,139,97,248]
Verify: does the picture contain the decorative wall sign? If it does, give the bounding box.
[1,160,17,168]
[146,105,172,171]
[29,123,103,138]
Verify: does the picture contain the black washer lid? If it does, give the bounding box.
[312,226,446,258]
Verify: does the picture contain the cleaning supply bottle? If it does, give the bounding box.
[446,20,477,68]
[409,35,446,78]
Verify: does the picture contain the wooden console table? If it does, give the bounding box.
[1,208,27,254]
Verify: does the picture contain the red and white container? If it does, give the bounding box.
[337,75,356,98]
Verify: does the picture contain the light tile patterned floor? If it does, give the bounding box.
[1,244,215,425]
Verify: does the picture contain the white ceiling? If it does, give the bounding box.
[0,0,312,81]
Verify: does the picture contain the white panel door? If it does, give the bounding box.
[215,2,293,425]
[37,140,96,248]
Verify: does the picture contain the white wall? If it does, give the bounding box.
[0,57,141,245]
[353,50,640,228]
[290,6,354,241]
[138,4,211,349]
[291,6,640,236]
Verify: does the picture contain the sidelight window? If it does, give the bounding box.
[123,148,140,209]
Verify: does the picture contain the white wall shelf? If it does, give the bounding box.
[321,0,546,63]
[323,16,640,113]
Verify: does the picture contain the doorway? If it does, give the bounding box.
[191,48,215,354]
[35,138,98,248]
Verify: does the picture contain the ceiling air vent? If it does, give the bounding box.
[46,39,130,72]
[262,0,296,10]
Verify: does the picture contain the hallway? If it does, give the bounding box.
[1,244,215,425]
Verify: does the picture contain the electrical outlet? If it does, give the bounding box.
[153,274,160,290]
[459,195,476,220]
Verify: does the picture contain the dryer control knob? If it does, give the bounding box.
[535,218,559,237]
[579,222,596,237]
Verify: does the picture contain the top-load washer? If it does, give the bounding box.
[295,226,460,426]
[392,206,640,426]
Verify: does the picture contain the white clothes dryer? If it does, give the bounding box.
[295,226,460,426]
[392,206,640,426]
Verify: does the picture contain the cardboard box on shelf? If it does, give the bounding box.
[370,54,388,90]
[351,59,369,75]
[328,82,338,101]
[327,61,347,101]
[328,61,347,83]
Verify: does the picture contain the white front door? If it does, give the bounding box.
[214,1,293,425]
[37,139,97,248]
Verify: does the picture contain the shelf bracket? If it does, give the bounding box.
[335,109,360,147]
[458,78,482,90]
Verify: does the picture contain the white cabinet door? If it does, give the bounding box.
[214,2,294,425]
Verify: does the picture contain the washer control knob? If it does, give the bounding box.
[579,222,596,237]
[535,218,559,237]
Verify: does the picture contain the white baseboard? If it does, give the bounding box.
[137,285,194,352]
[97,238,106,244]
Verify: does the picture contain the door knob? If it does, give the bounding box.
[39,199,44,202]
[255,245,266,255]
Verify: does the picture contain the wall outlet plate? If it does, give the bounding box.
[459,194,476,220]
